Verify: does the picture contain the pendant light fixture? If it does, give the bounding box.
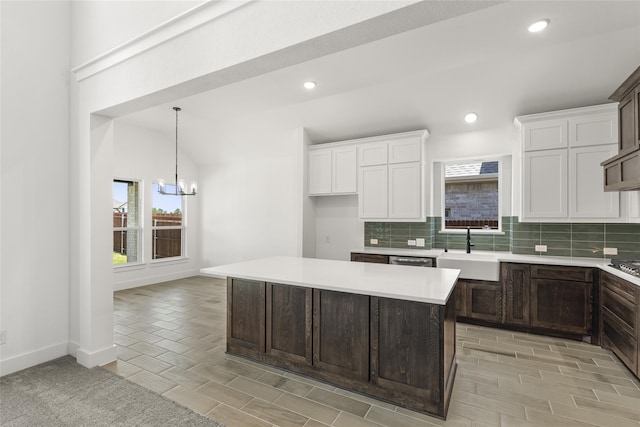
[157,107,197,196]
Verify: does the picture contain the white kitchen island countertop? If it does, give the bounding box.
[200,256,460,305]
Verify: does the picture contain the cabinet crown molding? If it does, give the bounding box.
[514,103,618,128]
[610,66,640,101]
[308,129,429,150]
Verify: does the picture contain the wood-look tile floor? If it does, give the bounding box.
[105,276,640,427]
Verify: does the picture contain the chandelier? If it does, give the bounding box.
[157,107,197,196]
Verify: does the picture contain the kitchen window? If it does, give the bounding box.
[444,160,499,230]
[113,179,141,265]
[151,183,185,260]
[435,156,511,233]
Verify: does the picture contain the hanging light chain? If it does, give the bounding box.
[158,106,196,196]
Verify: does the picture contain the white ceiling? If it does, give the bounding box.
[119,1,640,163]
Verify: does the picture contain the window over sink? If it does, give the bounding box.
[434,155,511,233]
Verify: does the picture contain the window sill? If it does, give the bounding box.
[114,262,146,272]
[438,229,505,236]
[150,257,189,267]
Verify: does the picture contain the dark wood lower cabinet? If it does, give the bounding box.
[503,263,530,326]
[600,271,639,375]
[456,279,502,323]
[530,279,593,335]
[529,265,594,336]
[350,253,389,264]
[226,278,266,356]
[313,289,369,381]
[266,283,312,365]
[226,277,456,419]
[370,296,456,417]
[459,263,596,342]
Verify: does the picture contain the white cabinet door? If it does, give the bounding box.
[569,112,618,147]
[308,149,332,195]
[524,119,568,151]
[359,142,388,166]
[359,165,388,219]
[388,162,421,219]
[332,146,357,194]
[569,145,619,218]
[388,138,421,164]
[523,149,568,219]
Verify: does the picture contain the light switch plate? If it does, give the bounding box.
[408,239,416,246]
[604,247,618,256]
[0,330,6,345]
[370,238,378,245]
[535,244,547,252]
[416,238,425,247]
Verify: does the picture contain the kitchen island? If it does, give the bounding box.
[200,256,460,419]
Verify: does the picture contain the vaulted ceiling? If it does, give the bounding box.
[119,1,640,162]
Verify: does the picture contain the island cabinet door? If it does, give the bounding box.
[370,297,443,412]
[227,278,266,356]
[265,283,312,366]
[312,289,370,381]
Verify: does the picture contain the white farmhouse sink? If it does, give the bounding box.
[436,251,500,281]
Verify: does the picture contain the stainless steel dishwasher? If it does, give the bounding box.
[388,256,434,267]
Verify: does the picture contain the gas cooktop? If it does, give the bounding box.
[610,259,640,277]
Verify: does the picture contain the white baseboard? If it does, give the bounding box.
[76,344,117,368]
[0,341,69,377]
[114,269,200,291]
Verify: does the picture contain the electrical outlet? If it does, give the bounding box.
[0,330,6,345]
[370,238,378,245]
[416,238,425,247]
[604,247,618,256]
[535,244,547,252]
[408,239,416,246]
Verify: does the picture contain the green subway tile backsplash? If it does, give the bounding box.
[364,216,640,259]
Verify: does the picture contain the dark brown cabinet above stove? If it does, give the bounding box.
[602,65,640,191]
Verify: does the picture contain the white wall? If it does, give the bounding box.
[0,1,71,375]
[70,1,203,66]
[199,127,299,267]
[425,125,520,218]
[314,195,363,261]
[112,121,200,290]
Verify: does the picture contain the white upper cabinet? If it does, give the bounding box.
[523,149,568,218]
[306,129,429,220]
[308,148,332,195]
[516,104,620,222]
[308,144,356,196]
[524,119,568,151]
[569,112,617,147]
[569,145,619,218]
[356,130,428,221]
[359,165,388,218]
[332,146,357,194]
[388,162,422,219]
[388,138,422,163]
[358,142,388,166]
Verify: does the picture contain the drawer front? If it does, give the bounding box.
[531,265,593,282]
[602,271,638,304]
[602,285,637,334]
[350,253,389,264]
[602,311,638,374]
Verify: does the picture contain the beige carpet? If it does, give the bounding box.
[0,356,225,426]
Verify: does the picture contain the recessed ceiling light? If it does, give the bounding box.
[303,81,317,90]
[528,19,549,33]
[464,112,478,123]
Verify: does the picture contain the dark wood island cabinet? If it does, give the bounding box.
[204,256,459,419]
